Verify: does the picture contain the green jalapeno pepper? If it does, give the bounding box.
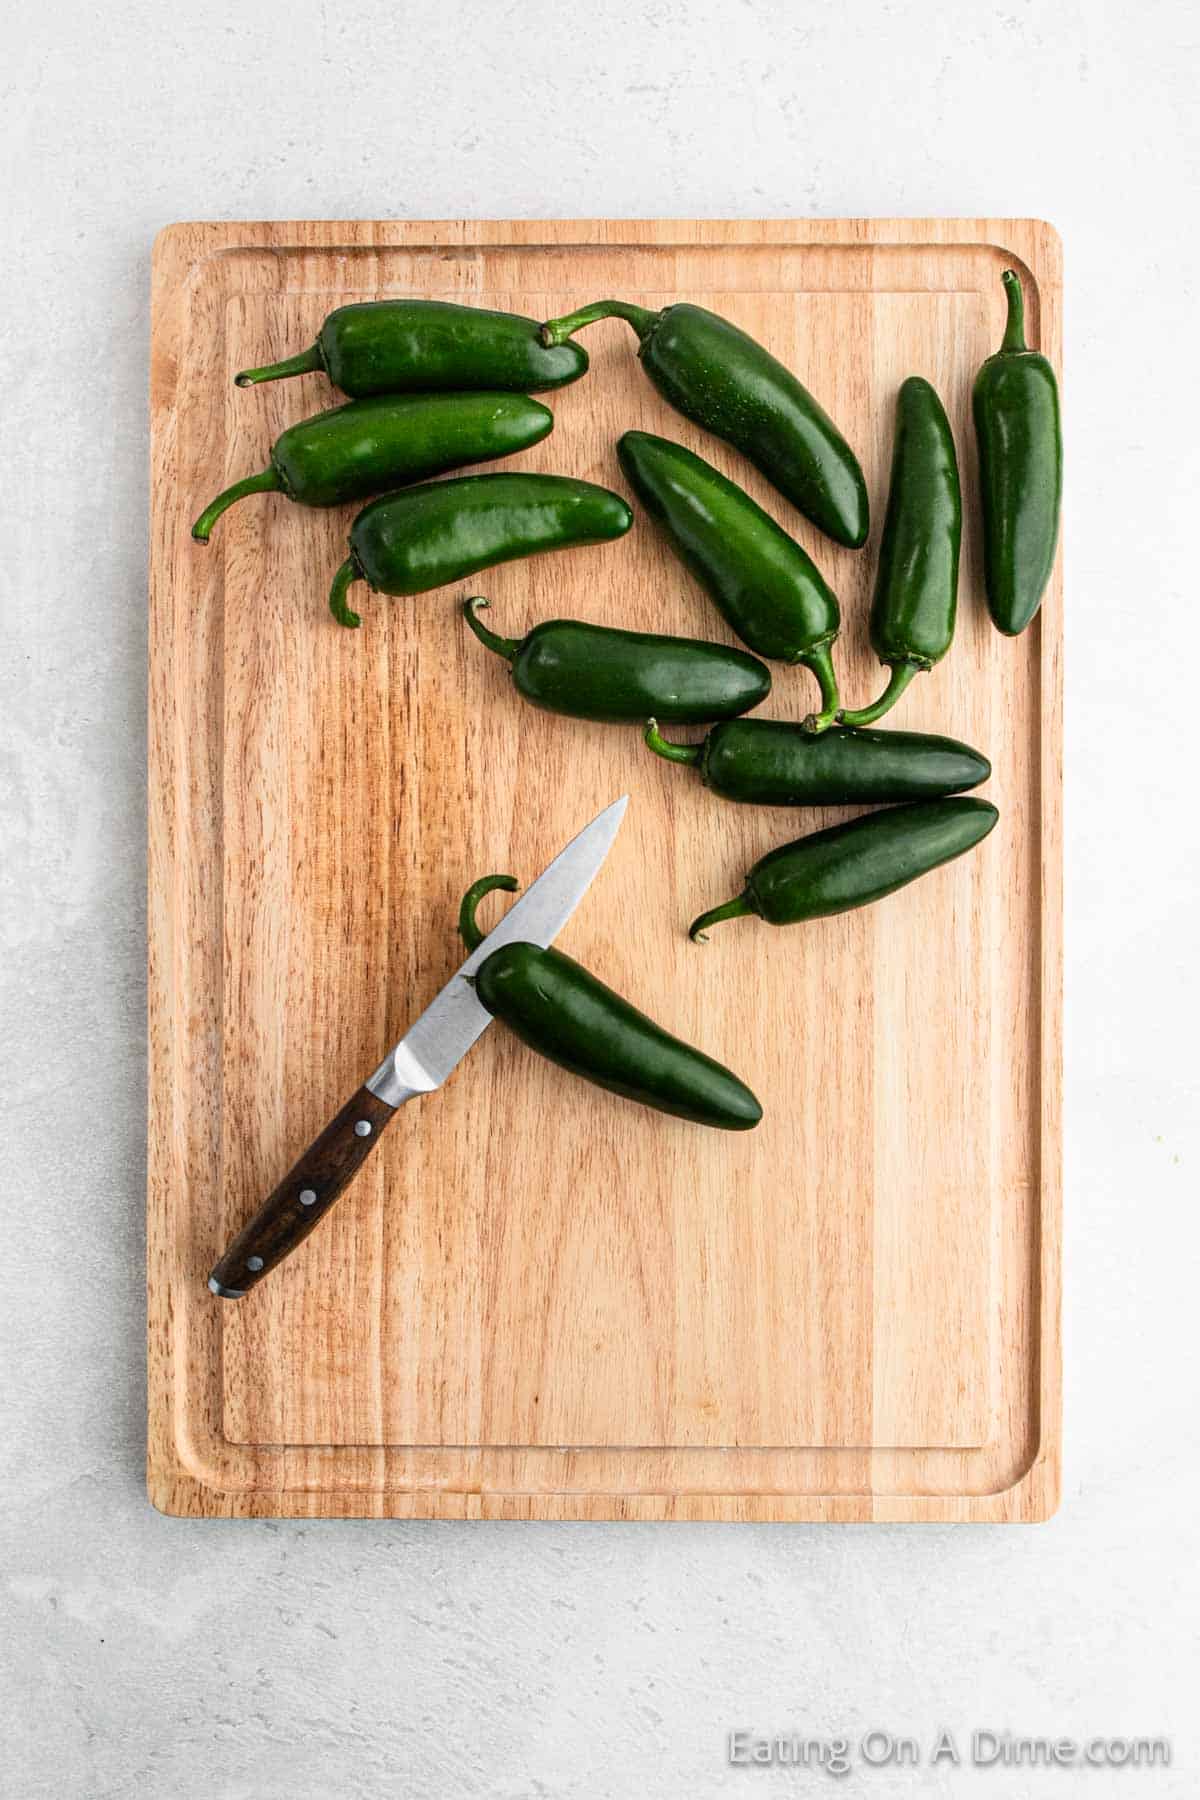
[541,301,868,548]
[645,717,990,806]
[688,797,997,941]
[839,378,962,729]
[330,474,633,628]
[235,299,588,395]
[464,595,771,725]
[460,876,762,1130]
[972,269,1062,636]
[191,393,554,543]
[617,431,842,729]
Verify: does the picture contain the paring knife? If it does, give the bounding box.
[209,796,629,1299]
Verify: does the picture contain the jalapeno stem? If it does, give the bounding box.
[838,659,920,729]
[329,558,364,629]
[463,595,520,661]
[190,466,281,542]
[233,344,324,388]
[458,873,521,951]
[799,639,842,733]
[1000,270,1027,353]
[539,301,659,348]
[689,894,754,943]
[643,718,701,767]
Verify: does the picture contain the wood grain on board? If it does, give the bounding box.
[148,218,1061,1520]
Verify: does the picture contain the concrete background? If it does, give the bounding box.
[2,1,1198,1794]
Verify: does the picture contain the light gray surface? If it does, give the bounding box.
[2,2,1198,1795]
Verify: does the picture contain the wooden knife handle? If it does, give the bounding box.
[208,1084,397,1298]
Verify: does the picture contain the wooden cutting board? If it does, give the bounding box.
[148,218,1061,1520]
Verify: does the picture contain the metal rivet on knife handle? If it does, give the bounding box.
[207,1084,399,1301]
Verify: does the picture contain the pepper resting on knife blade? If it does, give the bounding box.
[460,876,762,1129]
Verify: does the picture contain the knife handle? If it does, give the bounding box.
[208,1085,398,1299]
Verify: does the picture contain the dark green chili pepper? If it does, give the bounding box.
[839,378,962,729]
[235,299,588,395]
[645,717,990,806]
[542,301,868,547]
[460,875,762,1130]
[330,474,633,628]
[972,269,1062,636]
[617,431,842,730]
[191,393,554,543]
[688,798,997,941]
[464,595,771,725]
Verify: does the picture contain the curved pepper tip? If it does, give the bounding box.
[796,639,842,732]
[329,558,364,629]
[233,344,325,389]
[463,594,520,661]
[458,873,522,951]
[687,894,752,943]
[540,301,659,349]
[644,718,701,768]
[190,466,281,543]
[800,707,838,736]
[838,659,921,731]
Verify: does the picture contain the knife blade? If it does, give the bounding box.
[208,796,628,1299]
